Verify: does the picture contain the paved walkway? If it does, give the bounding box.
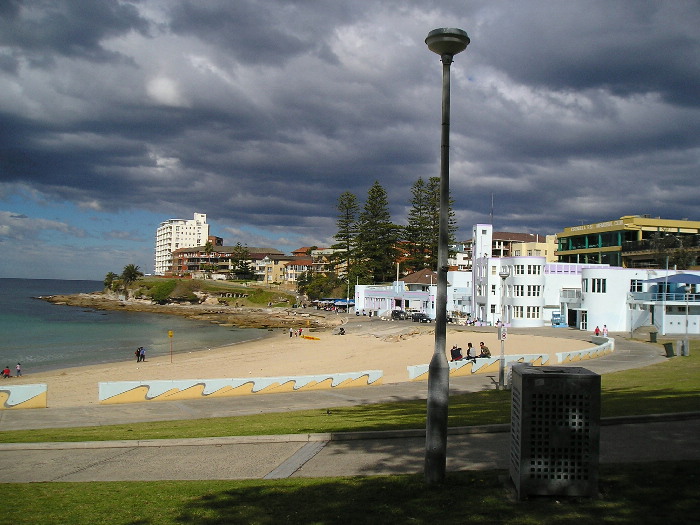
[1,328,699,482]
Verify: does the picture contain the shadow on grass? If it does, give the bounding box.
[174,462,700,525]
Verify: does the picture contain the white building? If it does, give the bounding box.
[154,213,209,275]
[354,270,472,318]
[354,221,700,335]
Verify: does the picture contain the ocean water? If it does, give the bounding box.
[0,278,267,373]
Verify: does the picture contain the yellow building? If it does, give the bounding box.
[556,215,700,268]
[512,234,558,262]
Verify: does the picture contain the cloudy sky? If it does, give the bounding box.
[1,0,698,280]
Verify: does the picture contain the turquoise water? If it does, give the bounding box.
[0,278,267,373]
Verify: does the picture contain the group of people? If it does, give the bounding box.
[449,342,491,362]
[289,328,304,338]
[594,325,609,337]
[2,363,21,378]
[134,347,146,362]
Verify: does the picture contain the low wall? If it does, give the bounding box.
[99,370,383,405]
[557,337,614,363]
[408,338,614,381]
[0,384,48,409]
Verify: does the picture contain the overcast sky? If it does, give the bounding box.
[1,0,698,280]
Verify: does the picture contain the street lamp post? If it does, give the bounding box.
[498,269,510,389]
[685,284,690,355]
[424,27,470,486]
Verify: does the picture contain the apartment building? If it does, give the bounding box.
[556,215,700,268]
[154,213,209,275]
[171,245,284,278]
[455,225,552,270]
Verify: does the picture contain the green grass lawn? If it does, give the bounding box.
[2,462,698,525]
[1,340,698,525]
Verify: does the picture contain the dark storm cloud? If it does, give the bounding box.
[478,0,700,108]
[0,0,150,66]
[0,0,698,256]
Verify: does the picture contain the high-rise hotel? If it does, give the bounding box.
[154,213,209,275]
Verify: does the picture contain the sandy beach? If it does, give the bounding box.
[8,320,592,408]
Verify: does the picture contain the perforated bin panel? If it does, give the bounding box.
[510,364,600,499]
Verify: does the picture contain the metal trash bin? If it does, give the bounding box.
[650,331,657,343]
[510,364,600,500]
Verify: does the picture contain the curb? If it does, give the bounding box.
[3,412,698,451]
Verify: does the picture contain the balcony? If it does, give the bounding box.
[559,289,581,304]
[622,235,700,253]
[630,292,700,304]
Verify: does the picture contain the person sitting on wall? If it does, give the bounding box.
[478,342,491,358]
[464,342,476,361]
[450,345,463,362]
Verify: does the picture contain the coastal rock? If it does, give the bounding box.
[40,293,341,330]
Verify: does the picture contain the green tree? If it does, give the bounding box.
[103,272,118,290]
[121,264,144,287]
[403,178,432,273]
[202,240,215,275]
[230,243,252,278]
[331,191,360,276]
[652,234,695,269]
[355,181,400,283]
[402,177,457,273]
[297,272,344,301]
[425,176,457,267]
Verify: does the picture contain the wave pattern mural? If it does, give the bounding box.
[408,339,613,381]
[0,384,48,409]
[556,339,614,363]
[99,370,383,405]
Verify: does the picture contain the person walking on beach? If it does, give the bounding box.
[139,347,146,362]
[15,363,21,377]
[135,347,141,362]
[603,325,608,337]
[2,366,11,379]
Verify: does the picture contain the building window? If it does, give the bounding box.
[490,305,496,313]
[582,279,588,292]
[514,265,525,275]
[514,285,524,297]
[514,250,521,256]
[491,266,497,275]
[527,264,541,275]
[630,279,643,292]
[513,306,524,318]
[527,306,540,319]
[491,284,496,295]
[527,285,541,297]
[592,278,607,293]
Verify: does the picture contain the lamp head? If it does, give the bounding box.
[425,28,470,57]
[499,269,510,280]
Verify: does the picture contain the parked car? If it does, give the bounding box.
[411,312,432,323]
[391,310,408,320]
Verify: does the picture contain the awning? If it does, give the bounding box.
[643,273,700,285]
[334,300,355,306]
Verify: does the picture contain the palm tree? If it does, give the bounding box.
[121,264,144,288]
[203,240,215,277]
[103,272,118,290]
